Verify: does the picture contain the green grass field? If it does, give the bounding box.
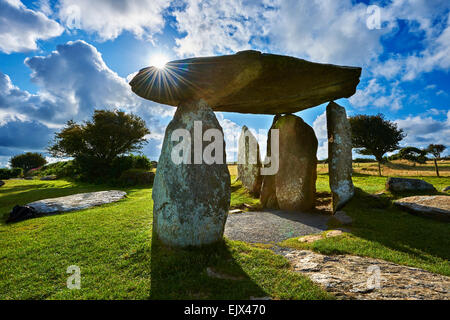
[0,168,449,299]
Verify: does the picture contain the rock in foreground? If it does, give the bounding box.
[130,50,361,114]
[386,177,436,193]
[394,196,450,222]
[237,126,262,196]
[326,102,354,212]
[260,114,318,211]
[281,249,450,300]
[27,190,127,214]
[152,100,231,247]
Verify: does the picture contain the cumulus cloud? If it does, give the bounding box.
[312,111,328,160]
[263,0,389,66]
[0,0,63,53]
[0,40,173,160]
[372,3,450,81]
[173,0,269,57]
[349,79,405,111]
[57,0,171,41]
[395,112,450,150]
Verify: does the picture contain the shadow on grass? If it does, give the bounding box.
[343,187,450,262]
[150,226,267,300]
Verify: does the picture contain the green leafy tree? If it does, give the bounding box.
[9,152,47,172]
[349,114,405,176]
[426,144,446,177]
[49,109,150,178]
[398,147,427,166]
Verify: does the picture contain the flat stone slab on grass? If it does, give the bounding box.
[280,249,450,300]
[224,210,330,243]
[394,195,450,222]
[27,190,127,214]
[386,177,436,193]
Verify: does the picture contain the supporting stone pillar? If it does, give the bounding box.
[152,99,231,247]
[326,101,354,213]
[237,126,262,196]
[260,114,318,211]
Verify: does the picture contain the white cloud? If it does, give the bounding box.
[395,111,450,151]
[264,0,389,66]
[349,79,405,111]
[312,111,328,160]
[372,8,450,81]
[173,0,269,57]
[0,40,173,160]
[0,0,63,53]
[57,0,171,41]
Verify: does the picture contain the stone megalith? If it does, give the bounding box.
[130,50,361,115]
[326,101,354,213]
[152,100,231,247]
[260,114,318,211]
[237,126,262,196]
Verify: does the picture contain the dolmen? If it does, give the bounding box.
[130,50,361,247]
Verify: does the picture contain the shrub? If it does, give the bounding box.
[10,153,47,172]
[0,168,23,179]
[119,169,155,186]
[133,155,152,170]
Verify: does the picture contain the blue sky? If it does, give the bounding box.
[0,0,449,166]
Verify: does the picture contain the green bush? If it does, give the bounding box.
[0,168,23,179]
[29,161,79,179]
[110,155,152,179]
[9,152,47,172]
[118,169,155,186]
[133,155,152,170]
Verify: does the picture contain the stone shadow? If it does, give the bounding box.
[341,187,450,262]
[149,226,268,299]
[224,209,330,244]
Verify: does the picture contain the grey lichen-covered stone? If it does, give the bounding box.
[27,190,127,214]
[260,114,318,211]
[394,195,450,222]
[326,101,354,213]
[281,249,450,300]
[130,50,361,114]
[237,125,262,196]
[386,177,436,193]
[152,100,231,247]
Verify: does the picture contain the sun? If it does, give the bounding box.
[150,54,169,69]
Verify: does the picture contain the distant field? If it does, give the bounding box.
[319,160,450,177]
[229,160,450,178]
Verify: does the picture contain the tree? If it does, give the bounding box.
[49,110,150,178]
[398,147,427,167]
[9,152,47,172]
[349,114,405,176]
[426,144,446,177]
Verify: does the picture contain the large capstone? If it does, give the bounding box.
[327,101,354,213]
[260,114,318,211]
[152,100,231,247]
[130,50,361,114]
[237,126,262,196]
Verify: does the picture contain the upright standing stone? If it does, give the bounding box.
[237,126,262,196]
[327,101,354,213]
[152,100,231,247]
[260,114,318,211]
